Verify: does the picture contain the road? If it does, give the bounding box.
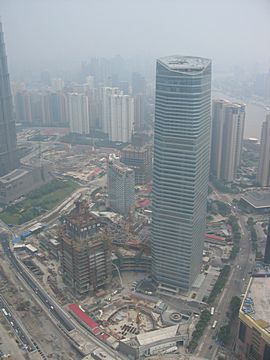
[0,295,37,354]
[1,234,75,333]
[196,191,254,359]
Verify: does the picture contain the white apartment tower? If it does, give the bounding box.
[68,93,90,135]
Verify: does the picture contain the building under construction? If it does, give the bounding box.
[59,199,111,297]
[120,144,152,185]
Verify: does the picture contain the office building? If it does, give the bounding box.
[236,276,270,360]
[107,154,135,216]
[134,94,145,131]
[152,56,212,292]
[0,22,18,176]
[68,93,90,135]
[60,199,111,297]
[120,144,152,185]
[211,99,245,182]
[257,114,270,186]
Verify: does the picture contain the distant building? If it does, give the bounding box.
[107,155,135,216]
[68,93,90,135]
[59,200,111,296]
[257,114,270,186]
[236,276,270,360]
[211,99,245,182]
[110,94,134,143]
[152,55,212,293]
[0,21,19,176]
[120,144,152,185]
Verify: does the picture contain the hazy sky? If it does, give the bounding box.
[1,0,270,76]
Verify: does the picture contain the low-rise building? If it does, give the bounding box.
[0,164,52,204]
[118,324,188,359]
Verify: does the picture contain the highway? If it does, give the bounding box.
[1,234,75,333]
[0,294,37,353]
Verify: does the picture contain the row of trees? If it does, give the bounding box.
[218,296,241,345]
[228,215,241,260]
[188,310,211,353]
[207,265,231,304]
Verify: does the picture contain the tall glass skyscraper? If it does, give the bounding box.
[0,22,18,176]
[152,56,212,292]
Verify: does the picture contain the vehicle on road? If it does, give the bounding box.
[212,320,217,329]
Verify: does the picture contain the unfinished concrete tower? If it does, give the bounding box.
[59,199,111,296]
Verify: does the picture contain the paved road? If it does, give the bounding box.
[196,193,254,359]
[0,295,37,354]
[1,234,75,333]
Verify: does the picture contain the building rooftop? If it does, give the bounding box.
[242,276,270,333]
[241,191,270,209]
[158,55,211,73]
[136,324,179,346]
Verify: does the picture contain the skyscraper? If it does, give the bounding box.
[0,22,18,176]
[152,56,212,292]
[211,99,245,182]
[257,114,270,186]
[264,221,270,264]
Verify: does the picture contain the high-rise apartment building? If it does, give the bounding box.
[211,99,245,182]
[60,200,111,296]
[0,22,18,176]
[152,56,212,293]
[107,154,135,216]
[68,93,90,135]
[101,87,120,135]
[110,94,134,143]
[257,114,270,186]
[120,144,152,185]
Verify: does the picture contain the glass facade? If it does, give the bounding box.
[152,56,212,291]
[0,22,18,176]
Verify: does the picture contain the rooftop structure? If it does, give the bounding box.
[158,55,211,72]
[236,275,270,359]
[240,191,270,212]
[118,324,188,359]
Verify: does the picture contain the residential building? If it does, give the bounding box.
[101,87,120,135]
[120,144,152,185]
[110,94,134,143]
[59,199,111,296]
[236,275,270,360]
[152,55,212,293]
[257,114,270,186]
[107,154,135,216]
[68,93,90,135]
[211,99,246,182]
[0,21,19,176]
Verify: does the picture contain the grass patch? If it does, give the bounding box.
[0,179,78,225]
